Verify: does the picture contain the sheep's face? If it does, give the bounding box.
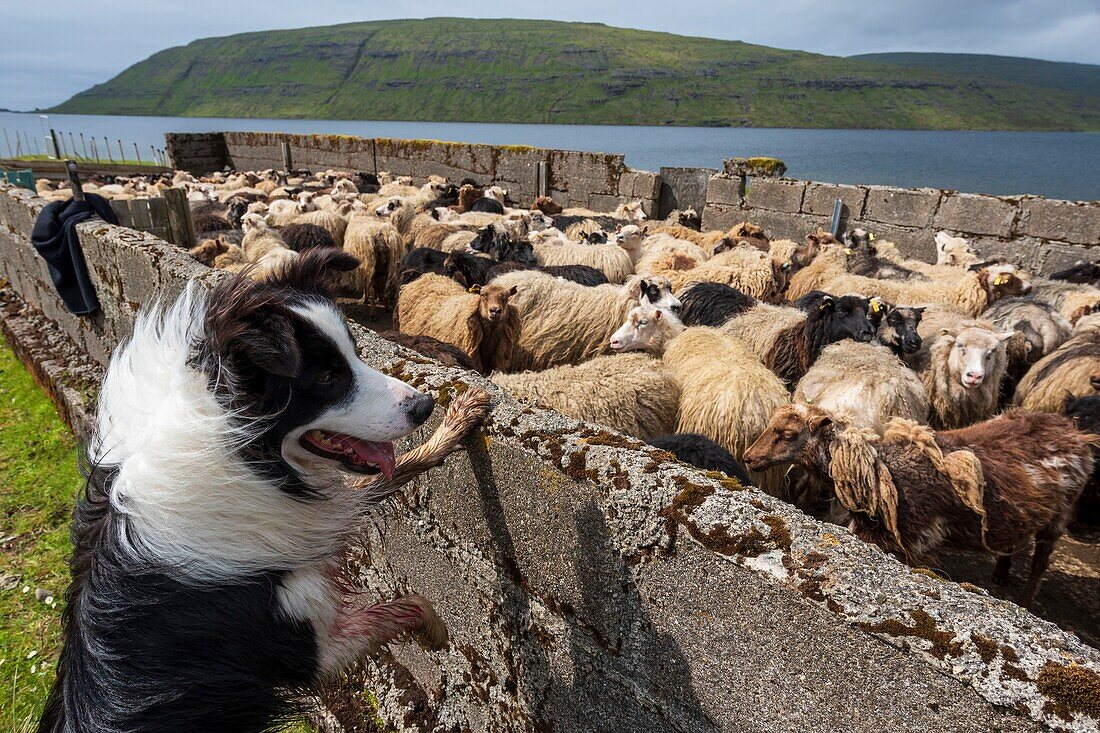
[527,211,554,232]
[935,232,976,266]
[814,294,875,344]
[582,230,608,245]
[484,186,507,204]
[241,212,267,234]
[629,277,681,316]
[375,197,403,217]
[610,305,676,353]
[677,208,701,229]
[615,225,645,253]
[744,404,830,472]
[981,265,1031,301]
[879,304,924,355]
[947,327,1013,390]
[478,285,516,324]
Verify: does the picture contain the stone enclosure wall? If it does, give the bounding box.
[3,182,1100,732]
[168,133,1098,273]
[166,132,662,216]
[702,160,1100,273]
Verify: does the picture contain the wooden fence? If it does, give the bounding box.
[108,188,195,248]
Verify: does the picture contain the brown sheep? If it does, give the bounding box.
[1015,319,1100,412]
[745,404,1095,605]
[396,275,519,374]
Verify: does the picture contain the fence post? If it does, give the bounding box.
[163,187,196,248]
[281,141,294,173]
[537,160,549,198]
[80,133,88,159]
[91,138,99,163]
[69,132,77,159]
[117,140,124,163]
[50,129,61,159]
[2,129,11,158]
[104,137,113,163]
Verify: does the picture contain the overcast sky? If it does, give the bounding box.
[2,0,1098,110]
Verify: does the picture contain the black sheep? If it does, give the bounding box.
[468,197,505,214]
[1064,394,1100,526]
[841,229,924,280]
[1051,260,1100,287]
[396,248,449,287]
[678,282,756,327]
[191,212,233,235]
[378,332,479,371]
[443,251,494,288]
[485,262,608,287]
[467,226,537,266]
[280,223,337,252]
[647,434,753,486]
[868,300,924,356]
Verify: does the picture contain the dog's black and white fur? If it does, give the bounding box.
[41,250,479,733]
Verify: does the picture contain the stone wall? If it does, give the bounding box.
[166,132,661,215]
[702,164,1100,272]
[3,182,1100,732]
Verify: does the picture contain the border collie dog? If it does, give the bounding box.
[41,249,489,733]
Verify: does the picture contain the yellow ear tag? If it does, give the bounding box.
[993,274,1009,286]
[468,285,482,294]
[871,300,882,314]
[868,232,876,241]
[843,248,853,256]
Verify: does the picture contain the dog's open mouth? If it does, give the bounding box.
[300,430,396,478]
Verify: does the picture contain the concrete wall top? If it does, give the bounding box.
[167,131,659,215]
[704,174,1100,273]
[2,182,1099,731]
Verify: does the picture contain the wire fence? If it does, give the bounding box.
[1,126,168,167]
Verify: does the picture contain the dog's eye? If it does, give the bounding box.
[316,371,335,384]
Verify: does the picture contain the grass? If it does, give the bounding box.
[5,155,160,167]
[50,18,1100,131]
[0,343,315,732]
[0,343,79,731]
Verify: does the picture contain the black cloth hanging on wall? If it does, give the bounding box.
[30,193,118,315]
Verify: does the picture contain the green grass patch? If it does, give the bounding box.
[0,343,315,732]
[6,155,159,167]
[0,343,79,731]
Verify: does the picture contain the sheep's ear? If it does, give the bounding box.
[807,412,831,433]
[996,331,1016,343]
[913,306,927,314]
[508,285,518,296]
[653,310,663,322]
[818,295,835,312]
[641,225,649,234]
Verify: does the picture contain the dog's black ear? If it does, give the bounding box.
[266,248,359,296]
[236,311,301,378]
[206,276,303,379]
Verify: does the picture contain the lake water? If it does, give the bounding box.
[1,112,1097,201]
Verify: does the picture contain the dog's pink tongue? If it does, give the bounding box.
[348,439,396,479]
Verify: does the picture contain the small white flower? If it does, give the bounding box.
[27,650,38,659]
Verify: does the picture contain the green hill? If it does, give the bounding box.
[51,18,1100,130]
[852,52,1100,98]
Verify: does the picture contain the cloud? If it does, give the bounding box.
[2,1,1097,110]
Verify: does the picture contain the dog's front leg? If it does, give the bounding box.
[324,594,448,672]
[352,387,492,504]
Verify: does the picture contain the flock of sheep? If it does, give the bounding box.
[32,167,1100,605]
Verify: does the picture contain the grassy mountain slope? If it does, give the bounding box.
[52,18,1100,130]
[852,52,1100,98]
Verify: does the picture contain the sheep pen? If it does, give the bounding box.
[25,160,1100,676]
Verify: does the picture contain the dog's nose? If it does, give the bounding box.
[405,393,435,426]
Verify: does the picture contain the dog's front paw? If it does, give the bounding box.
[408,595,449,651]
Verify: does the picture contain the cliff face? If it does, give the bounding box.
[52,18,1100,131]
